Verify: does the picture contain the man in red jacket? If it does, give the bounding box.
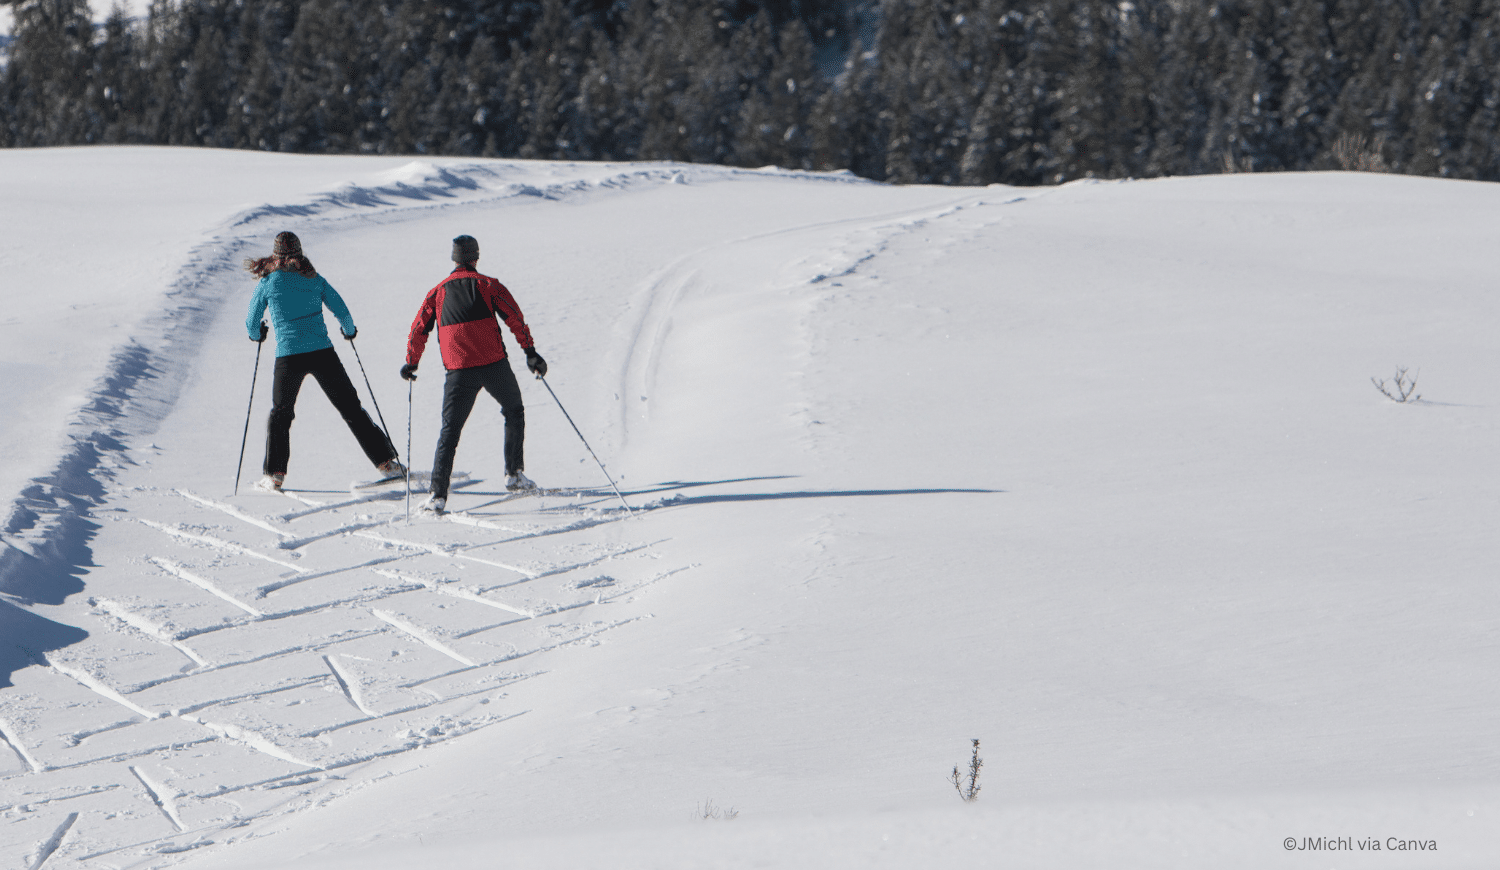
[401,235,547,512]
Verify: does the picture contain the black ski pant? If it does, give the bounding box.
[264,346,395,475]
[432,359,525,499]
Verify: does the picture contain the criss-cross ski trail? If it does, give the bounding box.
[1,477,677,869]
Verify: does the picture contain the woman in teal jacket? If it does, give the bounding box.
[245,231,401,491]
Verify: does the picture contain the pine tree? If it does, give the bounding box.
[1441,0,1500,178]
[1277,0,1342,168]
[634,2,720,162]
[1143,0,1216,177]
[1405,2,1477,177]
[231,26,283,150]
[516,0,591,160]
[464,34,516,157]
[387,64,434,154]
[1322,0,1416,169]
[875,0,926,183]
[1049,0,1129,180]
[1211,0,1291,172]
[569,0,658,160]
[277,0,370,152]
[1109,0,1166,178]
[3,0,98,146]
[1455,0,1500,178]
[91,4,148,143]
[808,32,885,176]
[1012,0,1072,184]
[174,1,241,147]
[734,13,811,168]
[896,1,974,184]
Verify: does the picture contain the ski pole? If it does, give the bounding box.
[347,338,400,464]
[536,374,634,517]
[406,379,413,519]
[233,331,265,495]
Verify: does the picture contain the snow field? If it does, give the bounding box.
[3,149,1499,868]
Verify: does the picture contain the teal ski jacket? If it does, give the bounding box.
[246,269,357,358]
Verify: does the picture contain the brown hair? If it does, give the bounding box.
[244,254,317,279]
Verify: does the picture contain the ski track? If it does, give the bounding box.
[323,655,377,718]
[274,519,397,551]
[173,489,292,539]
[350,529,550,578]
[371,609,479,668]
[128,766,186,833]
[137,518,306,573]
[25,811,77,870]
[90,597,211,669]
[611,187,1013,443]
[2,477,680,868]
[0,161,936,868]
[1,717,43,774]
[371,568,537,618]
[149,556,266,617]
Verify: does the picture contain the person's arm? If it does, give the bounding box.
[488,279,546,376]
[322,278,358,339]
[488,279,535,350]
[246,280,270,341]
[402,286,440,378]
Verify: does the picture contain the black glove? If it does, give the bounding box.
[400,363,418,381]
[525,349,547,378]
[254,321,269,343]
[342,328,357,341]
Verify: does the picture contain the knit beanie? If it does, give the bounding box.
[452,235,480,264]
[273,231,303,257]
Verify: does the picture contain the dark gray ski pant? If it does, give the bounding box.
[264,347,395,475]
[432,358,524,499]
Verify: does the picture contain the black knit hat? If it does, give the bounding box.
[273,231,303,257]
[452,235,480,263]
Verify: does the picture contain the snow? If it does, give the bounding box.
[3,146,1499,869]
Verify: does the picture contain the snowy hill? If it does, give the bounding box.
[2,147,1498,869]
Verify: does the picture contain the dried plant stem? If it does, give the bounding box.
[1371,366,1420,403]
[950,738,983,802]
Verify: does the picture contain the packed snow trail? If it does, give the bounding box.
[1,153,975,867]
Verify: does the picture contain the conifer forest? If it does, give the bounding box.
[4,0,1500,186]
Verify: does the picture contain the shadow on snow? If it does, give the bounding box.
[630,476,1002,507]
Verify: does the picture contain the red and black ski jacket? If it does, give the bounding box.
[406,266,535,370]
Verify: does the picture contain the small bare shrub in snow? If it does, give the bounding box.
[1371,367,1421,403]
[950,738,983,802]
[697,798,738,820]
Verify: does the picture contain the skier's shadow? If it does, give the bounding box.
[460,474,801,500]
[634,475,1002,506]
[462,475,1001,510]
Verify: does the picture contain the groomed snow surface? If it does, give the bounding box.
[2,147,1498,869]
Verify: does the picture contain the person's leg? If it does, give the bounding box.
[478,359,526,475]
[305,347,397,466]
[264,353,310,475]
[432,367,482,500]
